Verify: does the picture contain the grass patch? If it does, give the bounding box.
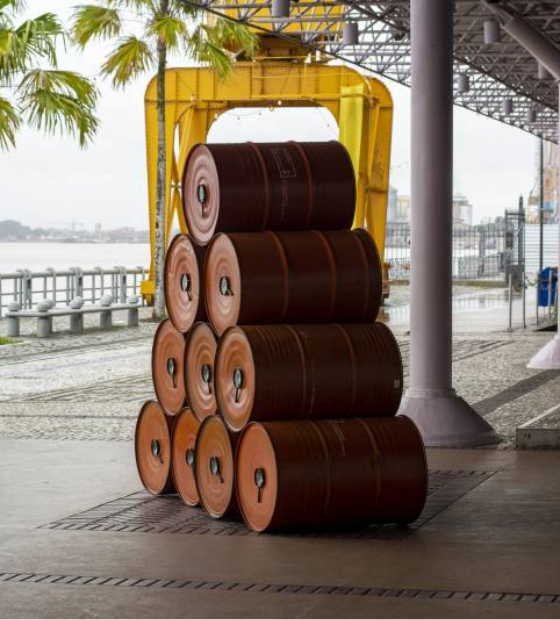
[0,336,16,346]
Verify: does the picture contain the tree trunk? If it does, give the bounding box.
[153,0,169,320]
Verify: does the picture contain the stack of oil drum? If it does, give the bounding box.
[135,141,428,532]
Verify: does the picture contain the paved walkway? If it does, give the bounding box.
[0,289,558,446]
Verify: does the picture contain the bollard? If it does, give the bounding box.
[548,270,553,317]
[522,273,526,329]
[100,311,112,329]
[6,316,20,337]
[6,301,21,337]
[536,278,539,326]
[508,273,513,332]
[127,296,139,327]
[70,314,84,333]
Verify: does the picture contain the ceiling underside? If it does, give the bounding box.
[192,0,560,142]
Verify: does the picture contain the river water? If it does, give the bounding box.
[0,243,151,273]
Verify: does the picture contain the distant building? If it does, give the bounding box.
[387,186,398,222]
[453,194,473,226]
[395,195,411,223]
[387,193,473,225]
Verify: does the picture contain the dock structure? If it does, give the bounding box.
[2,1,560,618]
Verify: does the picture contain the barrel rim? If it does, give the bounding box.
[171,407,201,506]
[235,421,279,533]
[194,415,236,519]
[215,325,256,433]
[184,321,218,421]
[151,318,187,416]
[204,233,242,336]
[164,233,200,333]
[134,400,173,496]
[182,143,221,246]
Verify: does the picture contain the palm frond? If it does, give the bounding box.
[71,4,122,48]
[169,0,197,19]
[110,0,157,11]
[146,14,188,51]
[0,94,20,149]
[1,13,64,82]
[208,17,257,57]
[189,24,232,77]
[101,36,154,88]
[18,69,99,147]
[16,13,64,65]
[0,0,21,14]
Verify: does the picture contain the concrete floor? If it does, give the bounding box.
[1,440,560,618]
[1,286,560,617]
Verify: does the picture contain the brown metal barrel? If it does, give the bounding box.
[182,141,355,245]
[205,229,382,335]
[164,233,207,333]
[235,416,427,532]
[152,319,186,415]
[184,322,217,421]
[135,400,175,496]
[216,323,403,432]
[171,408,201,506]
[195,415,239,519]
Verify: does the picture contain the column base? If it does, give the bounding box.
[400,389,500,447]
[527,335,560,369]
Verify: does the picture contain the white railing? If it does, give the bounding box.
[0,266,148,318]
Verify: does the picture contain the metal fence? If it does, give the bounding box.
[0,266,148,318]
[385,222,520,281]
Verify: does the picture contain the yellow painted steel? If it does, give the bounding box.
[141,62,393,300]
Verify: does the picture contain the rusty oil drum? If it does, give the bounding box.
[182,141,356,245]
[216,323,403,432]
[205,229,382,335]
[184,322,217,421]
[171,408,201,506]
[236,416,427,532]
[152,319,186,415]
[195,415,239,519]
[164,233,207,333]
[135,400,175,495]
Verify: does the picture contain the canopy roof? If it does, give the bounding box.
[194,1,560,142]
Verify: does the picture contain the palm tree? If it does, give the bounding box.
[0,1,98,150]
[72,0,256,319]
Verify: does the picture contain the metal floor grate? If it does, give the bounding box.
[1,571,559,606]
[42,469,495,540]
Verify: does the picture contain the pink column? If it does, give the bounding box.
[399,0,498,446]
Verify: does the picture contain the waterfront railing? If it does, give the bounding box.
[0,266,148,318]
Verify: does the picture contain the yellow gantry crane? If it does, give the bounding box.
[141,8,393,302]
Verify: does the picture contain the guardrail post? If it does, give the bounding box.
[522,272,526,329]
[508,273,513,332]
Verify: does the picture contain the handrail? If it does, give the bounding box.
[0,266,148,318]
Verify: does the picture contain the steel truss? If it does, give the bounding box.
[189,0,560,142]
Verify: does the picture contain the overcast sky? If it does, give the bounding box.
[0,1,539,230]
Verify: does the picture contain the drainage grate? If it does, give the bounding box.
[0,570,558,606]
[42,470,495,539]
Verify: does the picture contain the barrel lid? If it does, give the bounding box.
[164,234,201,333]
[185,322,218,421]
[236,423,278,533]
[135,401,174,495]
[171,408,201,506]
[183,144,220,246]
[152,319,187,415]
[195,416,237,518]
[205,234,241,336]
[216,326,256,432]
